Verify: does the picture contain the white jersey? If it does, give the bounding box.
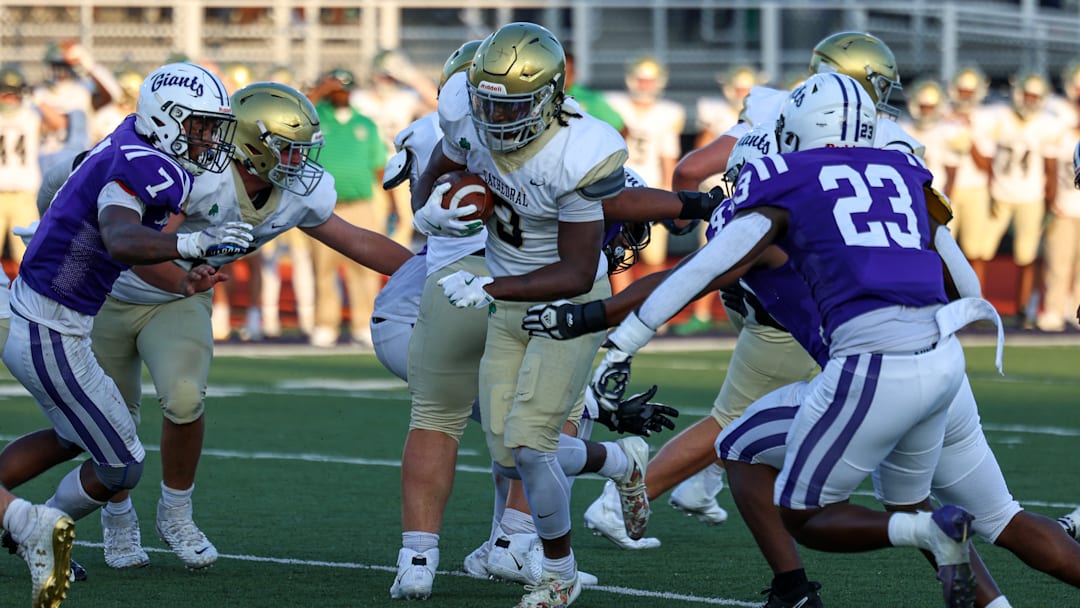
[695,96,741,137]
[981,102,1063,204]
[731,85,924,155]
[351,86,427,152]
[33,80,93,156]
[898,118,952,192]
[393,112,487,276]
[0,102,42,192]
[1053,118,1080,218]
[371,252,426,325]
[439,73,627,279]
[109,164,336,304]
[604,93,684,187]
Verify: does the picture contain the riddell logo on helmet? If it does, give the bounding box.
[150,72,205,97]
[477,81,507,94]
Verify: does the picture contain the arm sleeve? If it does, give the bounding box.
[934,224,981,299]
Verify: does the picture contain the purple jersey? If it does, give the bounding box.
[708,198,830,367]
[19,115,193,315]
[732,147,946,342]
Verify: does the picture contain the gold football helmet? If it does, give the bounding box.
[1011,71,1050,119]
[1062,61,1080,102]
[949,65,988,111]
[906,79,947,126]
[626,55,668,103]
[810,31,901,117]
[440,40,482,91]
[721,65,761,104]
[115,67,144,106]
[231,82,325,195]
[467,22,566,153]
[0,64,26,113]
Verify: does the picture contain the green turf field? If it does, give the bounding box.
[0,341,1077,607]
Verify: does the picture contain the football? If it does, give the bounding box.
[434,171,495,222]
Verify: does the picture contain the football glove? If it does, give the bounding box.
[596,385,678,437]
[590,341,634,412]
[175,221,254,259]
[413,182,483,237]
[438,270,494,309]
[522,299,607,340]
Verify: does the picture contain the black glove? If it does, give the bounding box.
[676,187,724,220]
[597,385,679,437]
[522,299,607,340]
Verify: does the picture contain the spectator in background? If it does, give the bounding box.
[674,64,762,336]
[307,68,388,348]
[351,50,437,251]
[0,65,42,266]
[564,52,625,133]
[977,71,1060,325]
[944,65,996,290]
[605,56,685,293]
[1037,64,1080,331]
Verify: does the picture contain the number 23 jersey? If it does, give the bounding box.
[732,147,946,342]
[437,73,628,279]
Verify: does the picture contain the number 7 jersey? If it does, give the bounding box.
[733,147,947,342]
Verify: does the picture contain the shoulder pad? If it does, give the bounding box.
[578,165,626,201]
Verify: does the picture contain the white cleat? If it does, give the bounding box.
[102,508,150,569]
[462,541,491,579]
[516,571,580,608]
[669,470,729,526]
[155,500,218,569]
[390,547,439,600]
[486,533,542,586]
[583,481,661,550]
[18,505,74,608]
[1058,506,1080,541]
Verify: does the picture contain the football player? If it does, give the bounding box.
[410,22,643,607]
[0,62,249,589]
[0,64,43,264]
[596,72,991,607]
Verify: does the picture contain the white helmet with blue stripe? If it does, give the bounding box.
[776,72,876,153]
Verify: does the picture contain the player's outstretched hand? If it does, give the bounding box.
[176,221,254,259]
[413,182,482,237]
[597,385,678,437]
[180,264,227,296]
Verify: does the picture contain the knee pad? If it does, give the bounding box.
[492,461,521,480]
[92,459,145,492]
[161,379,204,424]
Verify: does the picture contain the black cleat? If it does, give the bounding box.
[761,581,824,608]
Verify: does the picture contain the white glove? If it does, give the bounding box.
[590,346,634,412]
[438,270,494,309]
[413,182,483,237]
[176,221,254,259]
[13,221,40,247]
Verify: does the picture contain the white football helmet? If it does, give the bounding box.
[776,73,877,153]
[723,121,777,196]
[135,62,236,175]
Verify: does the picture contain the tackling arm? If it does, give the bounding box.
[304,213,413,276]
[485,219,604,301]
[672,135,737,191]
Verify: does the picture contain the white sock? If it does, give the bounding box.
[103,497,134,516]
[542,550,576,580]
[500,508,534,536]
[701,462,726,494]
[402,531,439,553]
[886,511,933,551]
[46,466,106,521]
[2,498,34,544]
[597,442,629,480]
[985,597,1013,608]
[161,482,194,510]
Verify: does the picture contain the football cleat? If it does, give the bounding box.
[155,500,218,569]
[390,547,439,600]
[583,481,661,550]
[18,505,75,608]
[927,506,976,608]
[516,571,580,608]
[669,469,729,526]
[486,533,542,586]
[102,508,150,569]
[69,559,87,583]
[614,437,651,540]
[761,581,824,608]
[1057,506,1080,541]
[462,541,491,579]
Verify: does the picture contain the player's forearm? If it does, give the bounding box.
[486,261,597,302]
[602,187,719,222]
[131,261,195,294]
[602,271,670,325]
[672,135,736,192]
[101,223,189,265]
